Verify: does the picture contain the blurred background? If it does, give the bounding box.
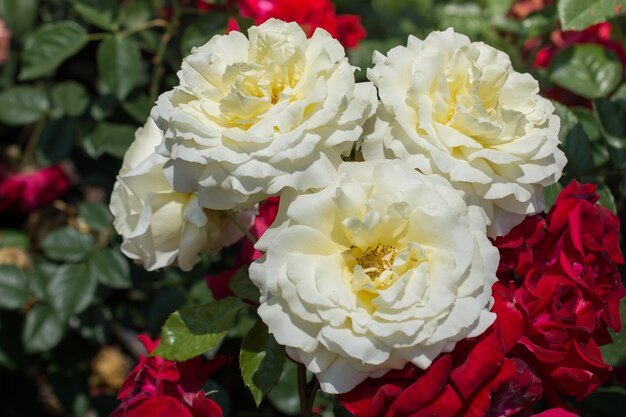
[0,0,625,415]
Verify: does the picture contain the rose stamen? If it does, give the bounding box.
[355,244,397,286]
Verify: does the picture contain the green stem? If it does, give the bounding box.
[227,211,257,245]
[86,32,109,41]
[149,1,181,102]
[119,19,168,38]
[21,117,46,169]
[87,19,168,42]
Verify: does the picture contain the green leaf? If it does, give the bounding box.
[348,39,403,82]
[267,360,303,415]
[31,262,55,300]
[601,300,626,366]
[596,183,617,213]
[180,13,229,57]
[0,86,49,125]
[543,182,563,211]
[46,263,98,319]
[72,0,118,31]
[228,308,257,339]
[0,0,39,38]
[153,297,246,361]
[558,0,623,31]
[19,21,88,80]
[521,12,555,38]
[584,386,626,416]
[484,0,515,17]
[97,35,145,100]
[51,81,89,117]
[121,93,153,123]
[118,0,152,29]
[612,82,626,100]
[240,320,285,406]
[229,268,261,303]
[0,266,29,310]
[36,118,76,165]
[82,122,136,159]
[89,94,118,121]
[78,201,113,230]
[0,230,29,249]
[333,398,356,417]
[87,248,131,289]
[572,107,601,141]
[552,101,593,175]
[549,44,622,99]
[437,3,484,39]
[40,227,94,262]
[595,97,626,149]
[22,304,65,353]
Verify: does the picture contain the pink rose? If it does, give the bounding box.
[0,165,70,215]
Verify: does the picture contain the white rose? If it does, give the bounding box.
[152,18,377,210]
[249,160,498,394]
[110,118,253,271]
[362,28,566,237]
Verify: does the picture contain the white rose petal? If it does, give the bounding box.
[152,19,377,210]
[110,118,253,271]
[249,160,499,394]
[362,28,566,237]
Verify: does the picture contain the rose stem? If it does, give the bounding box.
[298,363,308,417]
[226,211,258,245]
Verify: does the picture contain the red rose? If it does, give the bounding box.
[0,165,70,215]
[533,22,626,69]
[236,0,366,48]
[494,213,545,282]
[205,197,279,300]
[340,283,543,417]
[334,14,366,49]
[495,181,625,401]
[111,335,227,417]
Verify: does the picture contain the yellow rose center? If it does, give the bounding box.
[352,244,398,288]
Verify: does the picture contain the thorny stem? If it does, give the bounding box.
[149,1,181,102]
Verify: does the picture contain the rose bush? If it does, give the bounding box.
[152,19,377,211]
[250,160,499,393]
[4,0,626,413]
[362,28,566,237]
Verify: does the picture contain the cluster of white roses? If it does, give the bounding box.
[110,19,565,394]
